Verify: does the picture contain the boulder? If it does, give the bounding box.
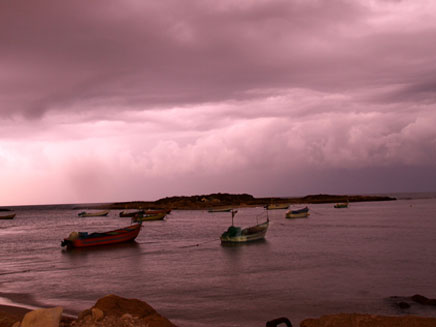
[20,306,63,327]
[76,294,176,327]
[300,313,436,327]
[411,294,436,306]
[91,307,104,321]
[0,310,21,327]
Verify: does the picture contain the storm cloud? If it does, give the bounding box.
[1,0,436,205]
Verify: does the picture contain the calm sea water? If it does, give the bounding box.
[1,195,436,326]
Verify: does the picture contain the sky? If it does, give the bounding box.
[1,0,436,206]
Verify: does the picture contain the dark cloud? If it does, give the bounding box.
[0,0,371,117]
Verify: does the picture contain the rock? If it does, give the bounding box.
[20,306,63,327]
[0,310,21,327]
[91,308,104,321]
[397,302,410,309]
[77,309,91,321]
[266,316,292,326]
[11,322,20,327]
[300,313,436,327]
[92,294,156,318]
[121,313,133,320]
[411,294,436,306]
[75,294,176,327]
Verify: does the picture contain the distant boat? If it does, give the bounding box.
[119,210,144,217]
[334,202,349,208]
[132,212,166,222]
[286,206,309,219]
[144,209,171,215]
[78,210,110,217]
[61,223,142,248]
[0,213,16,220]
[220,210,269,243]
[208,208,232,213]
[265,203,289,210]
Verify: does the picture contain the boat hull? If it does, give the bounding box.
[208,208,232,213]
[0,213,16,220]
[133,212,166,221]
[78,210,110,217]
[62,223,141,248]
[119,210,143,217]
[286,207,309,219]
[286,212,310,219]
[265,204,289,210]
[334,203,348,208]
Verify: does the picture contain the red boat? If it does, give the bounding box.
[61,223,142,248]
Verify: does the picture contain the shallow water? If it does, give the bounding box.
[1,197,436,326]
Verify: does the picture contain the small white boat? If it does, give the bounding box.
[78,210,110,217]
[286,206,309,219]
[220,210,269,243]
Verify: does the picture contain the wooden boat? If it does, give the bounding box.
[144,209,171,215]
[119,210,144,217]
[334,202,348,208]
[265,203,289,210]
[61,223,141,248]
[0,213,16,220]
[220,210,269,243]
[208,208,232,213]
[286,206,309,219]
[78,210,109,217]
[132,212,166,222]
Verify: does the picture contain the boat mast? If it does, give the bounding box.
[231,210,237,226]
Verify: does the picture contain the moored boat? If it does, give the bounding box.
[265,203,289,210]
[0,213,16,220]
[132,212,166,222]
[208,207,232,213]
[334,202,348,208]
[119,210,144,217]
[286,206,309,219]
[78,210,110,217]
[220,210,269,243]
[61,223,142,248]
[144,209,171,215]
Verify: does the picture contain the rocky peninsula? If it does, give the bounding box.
[76,193,396,211]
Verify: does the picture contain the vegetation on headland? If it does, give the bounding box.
[84,193,396,210]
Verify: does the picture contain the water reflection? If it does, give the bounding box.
[220,238,267,248]
[61,241,140,257]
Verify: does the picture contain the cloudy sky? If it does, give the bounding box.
[1,0,436,205]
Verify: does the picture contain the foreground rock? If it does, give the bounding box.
[18,307,63,327]
[6,295,176,327]
[300,313,436,327]
[72,294,176,327]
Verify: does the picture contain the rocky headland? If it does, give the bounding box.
[76,193,396,211]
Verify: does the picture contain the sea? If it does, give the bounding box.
[1,192,436,326]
